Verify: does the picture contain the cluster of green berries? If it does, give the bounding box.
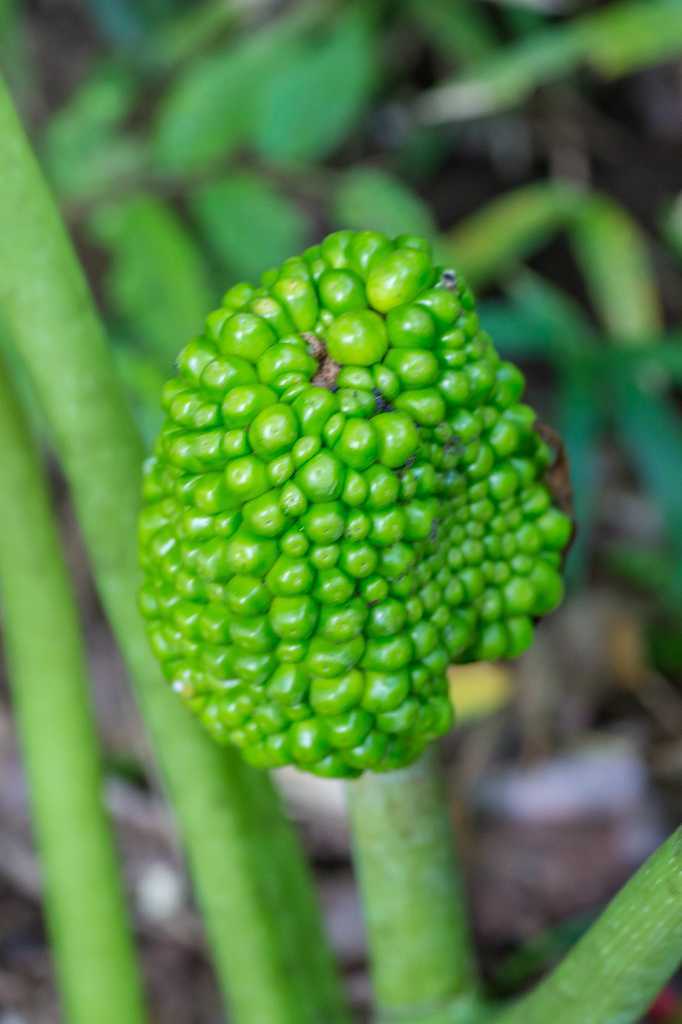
[139,229,571,777]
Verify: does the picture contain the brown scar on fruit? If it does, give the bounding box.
[304,332,341,390]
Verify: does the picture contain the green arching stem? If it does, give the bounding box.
[497,827,682,1024]
[347,748,481,1024]
[0,357,147,1024]
[0,74,347,1024]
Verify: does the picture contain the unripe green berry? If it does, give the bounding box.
[139,229,571,777]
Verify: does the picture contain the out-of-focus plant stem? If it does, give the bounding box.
[347,748,481,1024]
[0,73,347,1024]
[0,355,147,1024]
[497,828,682,1024]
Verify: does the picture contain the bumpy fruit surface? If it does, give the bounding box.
[138,230,571,777]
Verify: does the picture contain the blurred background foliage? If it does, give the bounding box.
[6,0,680,621]
[2,1,682,1016]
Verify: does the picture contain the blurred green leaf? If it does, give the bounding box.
[479,300,551,360]
[0,0,33,101]
[612,371,682,578]
[661,192,682,264]
[253,8,375,165]
[506,270,597,358]
[586,0,682,77]
[87,0,186,46]
[486,273,602,583]
[418,25,584,120]
[570,196,661,342]
[190,172,309,281]
[113,345,166,442]
[624,337,682,382]
[607,543,682,611]
[332,168,435,238]
[440,183,582,287]
[42,64,147,202]
[89,194,214,365]
[153,2,321,173]
[556,362,603,584]
[405,0,497,66]
[138,0,243,73]
[418,0,682,122]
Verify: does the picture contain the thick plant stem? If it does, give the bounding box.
[347,748,480,1024]
[497,827,682,1024]
[0,359,147,1024]
[0,75,346,1024]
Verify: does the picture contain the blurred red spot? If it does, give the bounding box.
[649,986,680,1020]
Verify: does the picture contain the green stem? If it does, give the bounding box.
[0,74,346,1024]
[0,357,147,1024]
[347,748,480,1024]
[497,827,682,1024]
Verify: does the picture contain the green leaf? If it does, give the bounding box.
[419,25,585,121]
[585,0,682,77]
[190,173,309,281]
[153,2,321,173]
[612,370,682,577]
[479,300,551,361]
[606,543,682,609]
[439,183,583,288]
[42,64,147,202]
[89,194,214,365]
[113,345,166,443]
[332,168,435,239]
[405,0,497,66]
[570,196,661,343]
[418,0,682,123]
[253,8,375,165]
[138,0,241,73]
[505,270,598,359]
[556,363,603,585]
[661,191,682,264]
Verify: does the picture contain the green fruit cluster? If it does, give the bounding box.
[138,230,571,777]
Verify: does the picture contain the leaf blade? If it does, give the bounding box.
[332,168,435,238]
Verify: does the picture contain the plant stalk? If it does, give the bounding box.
[0,356,147,1024]
[0,73,346,1024]
[497,827,682,1024]
[347,748,480,1024]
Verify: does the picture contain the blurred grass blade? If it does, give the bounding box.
[613,371,682,578]
[42,63,146,203]
[153,1,322,173]
[418,0,682,122]
[570,195,661,342]
[332,167,435,238]
[190,172,309,281]
[88,194,213,366]
[253,7,375,164]
[440,183,582,288]
[405,0,497,66]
